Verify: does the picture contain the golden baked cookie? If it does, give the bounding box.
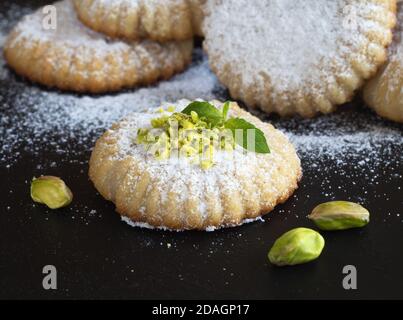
[203,0,397,117]
[73,0,206,41]
[189,0,206,37]
[89,100,302,231]
[363,2,403,123]
[4,0,193,93]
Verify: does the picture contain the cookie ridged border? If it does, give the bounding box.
[4,2,193,93]
[89,102,302,231]
[73,0,205,42]
[204,0,397,117]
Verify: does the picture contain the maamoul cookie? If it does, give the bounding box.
[203,0,397,117]
[89,100,302,231]
[73,0,206,41]
[363,2,403,123]
[4,0,193,93]
[189,0,206,37]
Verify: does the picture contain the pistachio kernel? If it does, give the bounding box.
[268,228,325,266]
[308,201,370,231]
[30,176,73,209]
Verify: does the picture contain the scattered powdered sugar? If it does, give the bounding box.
[0,53,218,164]
[0,1,218,165]
[1,2,400,168]
[0,1,402,229]
[0,3,32,81]
[121,216,265,232]
[10,0,125,47]
[283,115,401,161]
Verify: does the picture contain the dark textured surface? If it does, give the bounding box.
[0,0,402,300]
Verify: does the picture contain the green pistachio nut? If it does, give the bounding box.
[268,228,325,266]
[308,201,370,231]
[31,176,73,209]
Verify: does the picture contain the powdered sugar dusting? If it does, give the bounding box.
[0,2,402,229]
[104,100,299,228]
[9,1,138,53]
[204,0,390,93]
[203,0,395,117]
[122,215,265,232]
[0,37,218,163]
[0,3,31,80]
[5,0,193,91]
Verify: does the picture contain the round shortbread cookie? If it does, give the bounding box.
[203,0,397,117]
[4,0,193,93]
[89,100,302,231]
[73,0,206,41]
[364,1,403,123]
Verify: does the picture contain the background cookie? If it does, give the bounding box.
[73,0,206,41]
[203,0,397,117]
[189,0,206,37]
[4,0,193,93]
[363,1,403,123]
[89,100,302,231]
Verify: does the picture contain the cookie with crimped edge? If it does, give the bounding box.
[203,0,397,117]
[89,100,302,231]
[4,0,193,93]
[363,1,403,123]
[73,0,206,41]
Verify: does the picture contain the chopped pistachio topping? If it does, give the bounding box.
[136,111,234,169]
[136,101,270,168]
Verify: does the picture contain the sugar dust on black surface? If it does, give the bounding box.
[0,0,402,299]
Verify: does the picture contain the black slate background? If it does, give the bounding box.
[0,0,402,300]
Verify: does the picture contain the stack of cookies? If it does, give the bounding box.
[202,0,400,120]
[4,0,401,231]
[3,0,402,123]
[3,0,205,93]
[363,0,403,123]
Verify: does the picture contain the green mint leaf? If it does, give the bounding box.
[222,101,230,121]
[181,101,223,127]
[225,118,270,154]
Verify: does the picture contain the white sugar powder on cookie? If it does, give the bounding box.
[203,0,396,116]
[9,0,129,55]
[0,2,402,228]
[4,0,193,93]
